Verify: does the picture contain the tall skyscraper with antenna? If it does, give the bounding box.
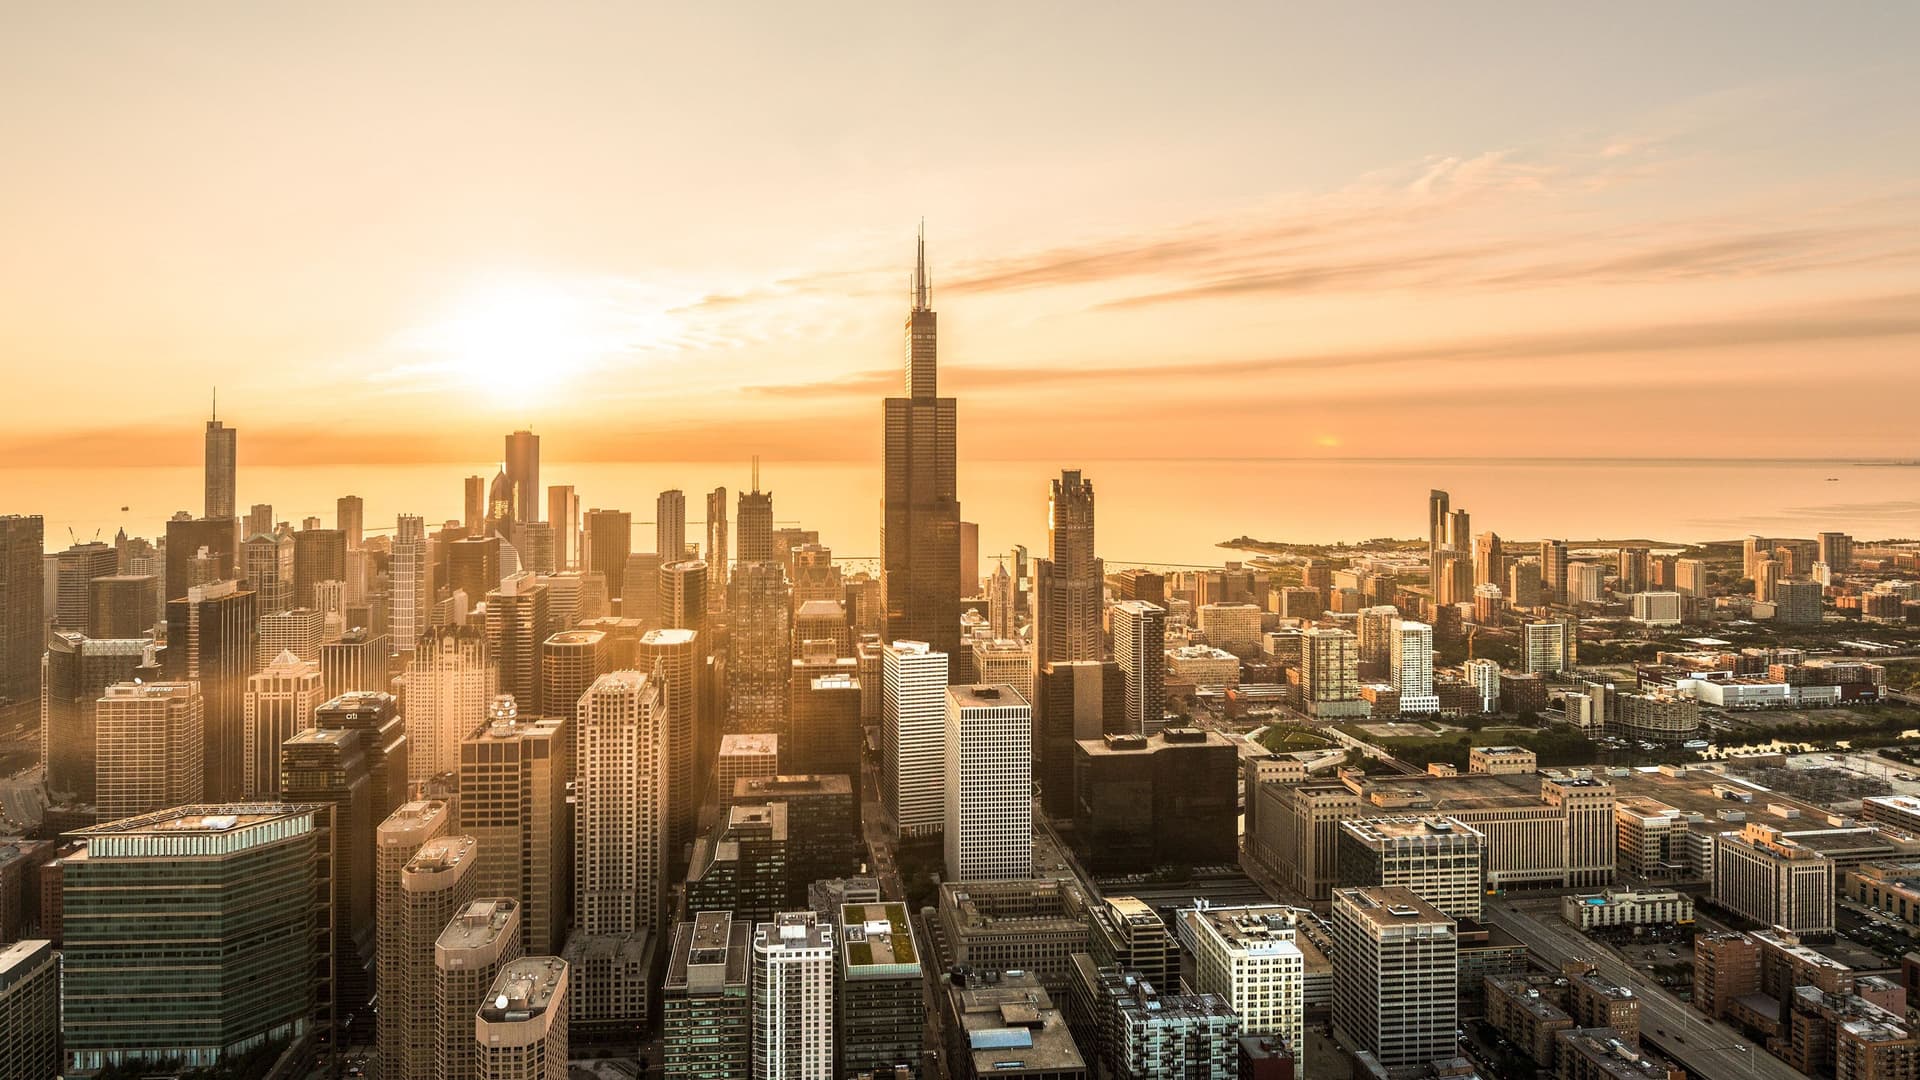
[205,393,236,520]
[881,228,963,678]
[737,461,773,566]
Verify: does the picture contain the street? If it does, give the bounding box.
[1486,899,1784,1080]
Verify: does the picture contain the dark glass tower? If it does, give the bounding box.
[881,228,962,678]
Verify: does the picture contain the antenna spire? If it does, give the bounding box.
[752,455,760,493]
[211,387,217,422]
[913,220,930,311]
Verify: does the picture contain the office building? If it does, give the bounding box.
[1198,601,1263,655]
[638,628,705,854]
[751,911,835,1080]
[281,724,378,1021]
[95,681,204,820]
[389,513,430,653]
[837,901,926,1080]
[661,559,709,638]
[322,627,388,699]
[1184,904,1305,1044]
[790,671,862,779]
[257,605,323,665]
[63,805,323,1074]
[736,479,773,566]
[1331,887,1457,1072]
[1818,532,1854,573]
[42,632,151,801]
[726,560,791,731]
[944,685,1033,882]
[1776,579,1823,626]
[1033,469,1101,665]
[292,527,347,610]
[541,628,610,723]
[542,486,577,571]
[435,898,523,1080]
[685,802,790,926]
[476,956,570,1080]
[1302,627,1365,719]
[971,637,1035,704]
[1714,822,1837,935]
[0,516,45,708]
[1522,619,1577,675]
[1112,601,1167,734]
[164,515,237,606]
[1390,620,1439,714]
[86,571,155,638]
[1037,659,1124,820]
[705,487,729,592]
[0,939,58,1080]
[1336,817,1487,920]
[406,626,496,787]
[502,430,541,525]
[164,578,258,800]
[380,833,480,1080]
[242,649,322,797]
[583,508,632,603]
[881,233,963,675]
[883,641,949,837]
[1086,895,1175,993]
[53,541,115,626]
[718,734,780,809]
[943,969,1087,1080]
[575,670,668,937]
[459,705,570,955]
[938,879,1092,997]
[653,488,687,563]
[664,911,752,1080]
[1072,728,1237,874]
[486,572,552,714]
[203,409,237,519]
[732,781,859,906]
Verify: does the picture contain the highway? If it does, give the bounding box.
[1486,898,1784,1080]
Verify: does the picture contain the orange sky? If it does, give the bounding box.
[3,4,1918,465]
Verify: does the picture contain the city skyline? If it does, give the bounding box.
[6,5,1920,466]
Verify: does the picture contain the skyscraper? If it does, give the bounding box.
[944,684,1034,882]
[1540,539,1570,606]
[94,681,204,820]
[293,527,347,609]
[1301,627,1364,718]
[726,561,790,730]
[0,939,59,1080]
[1427,489,1449,563]
[487,573,552,714]
[62,805,323,1076]
[881,230,963,677]
[475,957,570,1080]
[584,508,632,603]
[1111,601,1167,735]
[380,833,480,1080]
[281,723,378,1022]
[242,649,322,797]
[575,670,668,938]
[657,488,687,563]
[337,494,364,550]
[164,579,258,800]
[88,573,157,638]
[54,541,117,631]
[405,626,496,787]
[321,627,389,699]
[882,640,948,838]
[43,632,151,801]
[460,702,571,955]
[466,475,487,536]
[547,485,580,571]
[736,481,773,567]
[705,486,729,597]
[1034,469,1102,665]
[1036,659,1124,819]
[434,899,523,1080]
[0,515,45,707]
[751,912,835,1080]
[661,559,709,637]
[1390,620,1439,715]
[1331,887,1458,1072]
[505,430,541,525]
[663,911,752,1080]
[205,407,236,520]
[835,901,926,1080]
[391,514,429,653]
[164,515,236,604]
[636,627,704,862]
[541,629,610,725]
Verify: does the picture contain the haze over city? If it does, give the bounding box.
[8,8,1920,1080]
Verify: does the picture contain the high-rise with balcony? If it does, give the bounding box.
[883,641,949,838]
[881,231,963,678]
[945,684,1033,882]
[751,911,835,1080]
[1034,469,1101,665]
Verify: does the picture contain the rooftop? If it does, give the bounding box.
[1342,816,1487,846]
[948,683,1031,708]
[665,911,751,993]
[755,911,832,952]
[949,972,1086,1075]
[1335,886,1455,931]
[841,901,921,972]
[1556,1028,1674,1080]
[544,628,608,646]
[479,956,567,1023]
[437,898,520,954]
[640,627,697,646]
[735,773,854,799]
[405,835,478,878]
[719,732,779,757]
[1191,904,1310,956]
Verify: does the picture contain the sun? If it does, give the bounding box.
[396,274,672,405]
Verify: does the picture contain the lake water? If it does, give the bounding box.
[8,457,1919,570]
